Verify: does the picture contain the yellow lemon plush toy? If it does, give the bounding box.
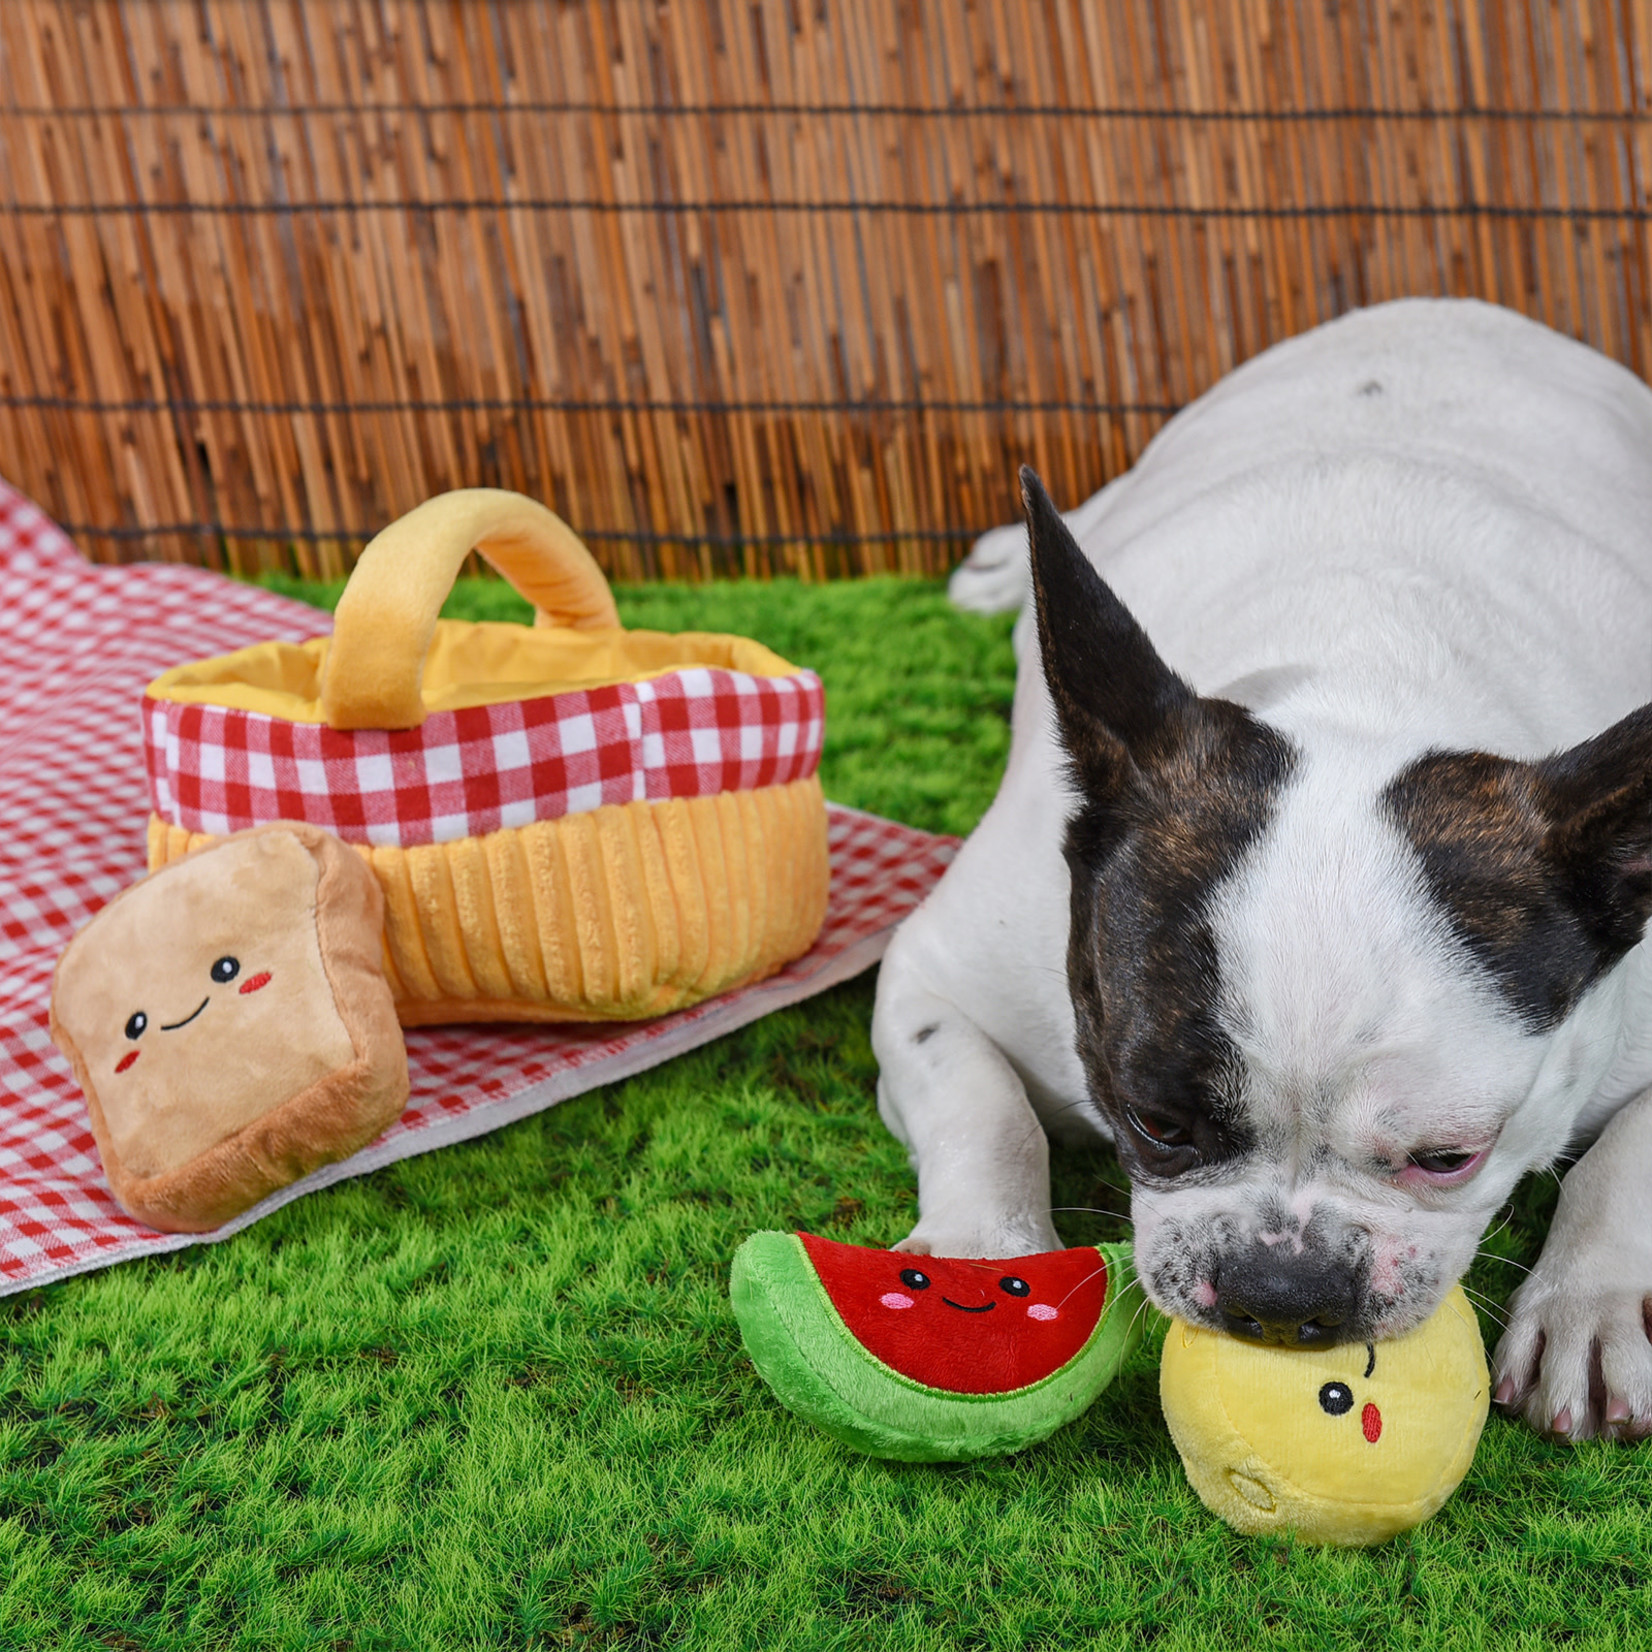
[1160,1285,1489,1546]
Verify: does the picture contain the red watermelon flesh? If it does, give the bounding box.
[798,1233,1110,1394]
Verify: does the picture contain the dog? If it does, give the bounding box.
[870,298,1652,1442]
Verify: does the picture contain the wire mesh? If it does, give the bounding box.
[2,0,1650,579]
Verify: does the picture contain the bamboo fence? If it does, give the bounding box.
[2,0,1652,581]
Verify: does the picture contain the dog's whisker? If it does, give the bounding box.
[1052,1262,1111,1310]
[1053,1265,1109,1308]
[1118,1286,1163,1349]
[1034,1097,1110,1134]
[1008,1096,1101,1156]
[1472,1248,1535,1277]
[1459,1285,1511,1327]
[1460,1275,1513,1301]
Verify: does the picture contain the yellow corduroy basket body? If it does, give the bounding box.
[142,491,830,1026]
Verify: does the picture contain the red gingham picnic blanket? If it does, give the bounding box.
[0,482,956,1294]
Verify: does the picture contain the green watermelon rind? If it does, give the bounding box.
[730,1231,1144,1463]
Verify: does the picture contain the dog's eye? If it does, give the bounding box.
[1127,1106,1192,1148]
[1408,1148,1475,1175]
[898,1268,931,1291]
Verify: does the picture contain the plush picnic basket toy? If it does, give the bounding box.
[142,490,830,1026]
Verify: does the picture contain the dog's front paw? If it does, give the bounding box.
[1493,1273,1652,1442]
[894,1211,1061,1261]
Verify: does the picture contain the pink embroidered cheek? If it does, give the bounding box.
[879,1292,915,1310]
[238,971,272,995]
[1026,1303,1058,1321]
[115,1051,139,1074]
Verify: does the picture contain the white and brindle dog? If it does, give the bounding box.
[870,297,1652,1442]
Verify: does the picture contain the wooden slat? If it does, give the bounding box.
[0,0,1650,579]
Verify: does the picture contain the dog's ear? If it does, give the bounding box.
[1536,704,1652,947]
[1021,465,1195,803]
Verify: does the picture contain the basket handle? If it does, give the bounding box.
[320,489,621,729]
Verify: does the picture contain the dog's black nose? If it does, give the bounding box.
[1213,1247,1358,1347]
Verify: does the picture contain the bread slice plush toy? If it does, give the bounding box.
[51,823,408,1233]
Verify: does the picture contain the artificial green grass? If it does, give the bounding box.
[2,577,1644,1651]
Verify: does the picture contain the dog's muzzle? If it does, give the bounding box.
[1212,1241,1360,1347]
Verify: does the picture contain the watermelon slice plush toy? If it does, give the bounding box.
[731,1232,1141,1461]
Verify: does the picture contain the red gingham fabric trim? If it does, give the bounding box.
[0,479,958,1294]
[145,661,825,847]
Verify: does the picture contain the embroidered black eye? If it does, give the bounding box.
[124,1012,147,1040]
[999,1276,1031,1297]
[1408,1148,1475,1175]
[1319,1381,1354,1416]
[1127,1107,1192,1148]
[210,956,240,984]
[898,1268,931,1291]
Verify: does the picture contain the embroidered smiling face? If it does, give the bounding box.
[798,1234,1113,1393]
[53,831,357,1180]
[115,951,275,1074]
[1160,1283,1489,1542]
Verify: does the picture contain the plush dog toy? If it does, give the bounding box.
[1159,1283,1489,1546]
[732,1234,1488,1544]
[731,1232,1143,1461]
[51,823,409,1233]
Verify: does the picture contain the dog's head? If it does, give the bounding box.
[1022,467,1652,1344]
